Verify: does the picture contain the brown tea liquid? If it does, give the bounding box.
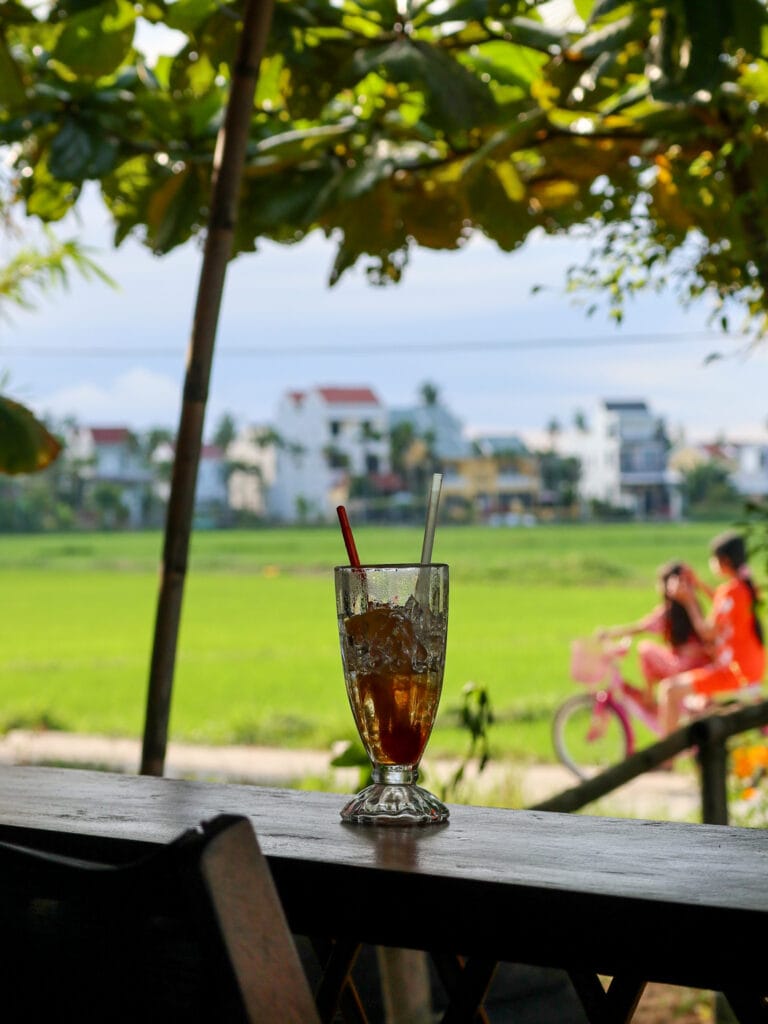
[341,605,445,766]
[346,670,441,766]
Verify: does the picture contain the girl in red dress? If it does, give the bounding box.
[658,531,765,736]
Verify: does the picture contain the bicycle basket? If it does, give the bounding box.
[570,638,611,684]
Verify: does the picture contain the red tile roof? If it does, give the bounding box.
[201,445,225,459]
[90,427,131,444]
[317,387,379,405]
[370,472,403,494]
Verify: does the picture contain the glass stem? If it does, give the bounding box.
[372,765,419,785]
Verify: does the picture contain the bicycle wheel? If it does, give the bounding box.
[552,693,631,781]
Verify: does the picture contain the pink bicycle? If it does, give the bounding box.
[552,636,762,780]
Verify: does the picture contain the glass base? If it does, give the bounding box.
[340,765,449,826]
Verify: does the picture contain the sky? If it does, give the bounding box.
[2,185,767,446]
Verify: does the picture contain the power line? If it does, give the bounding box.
[0,330,731,358]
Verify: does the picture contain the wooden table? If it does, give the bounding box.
[0,765,765,1023]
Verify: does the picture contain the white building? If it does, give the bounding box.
[558,400,682,519]
[151,441,229,519]
[227,426,277,518]
[672,438,768,500]
[196,444,229,511]
[269,386,390,522]
[717,441,768,499]
[66,425,151,527]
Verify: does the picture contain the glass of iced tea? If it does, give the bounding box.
[335,562,449,825]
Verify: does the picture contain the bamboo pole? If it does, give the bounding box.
[140,0,275,777]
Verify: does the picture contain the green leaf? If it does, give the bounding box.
[52,0,136,78]
[145,166,206,253]
[58,0,113,13]
[48,120,93,179]
[573,0,593,21]
[190,9,240,69]
[0,396,62,476]
[413,0,506,27]
[0,112,56,144]
[598,79,650,116]
[505,17,569,54]
[236,164,338,247]
[679,0,727,88]
[466,165,532,251]
[100,154,154,244]
[732,0,768,55]
[335,153,397,203]
[343,0,398,25]
[24,155,80,221]
[345,38,498,133]
[164,0,219,33]
[588,0,633,24]
[48,119,119,181]
[566,12,647,62]
[418,6,569,53]
[462,40,546,89]
[0,0,37,23]
[250,119,356,169]
[459,119,542,179]
[494,160,524,201]
[169,47,217,96]
[329,739,369,768]
[254,53,286,109]
[0,35,25,108]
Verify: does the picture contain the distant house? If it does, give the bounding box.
[443,433,540,521]
[389,401,469,463]
[196,445,229,515]
[67,425,151,527]
[227,426,277,518]
[671,437,768,500]
[269,386,390,522]
[727,441,768,499]
[557,400,682,519]
[151,440,229,521]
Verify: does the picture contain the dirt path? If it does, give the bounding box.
[0,728,702,819]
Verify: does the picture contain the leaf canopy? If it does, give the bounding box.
[2,0,768,324]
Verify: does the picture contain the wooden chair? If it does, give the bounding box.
[0,813,320,1023]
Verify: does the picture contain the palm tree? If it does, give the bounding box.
[573,410,589,433]
[546,417,562,451]
[419,382,439,408]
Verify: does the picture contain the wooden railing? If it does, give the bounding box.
[530,699,768,825]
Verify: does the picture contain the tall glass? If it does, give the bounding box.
[335,563,449,825]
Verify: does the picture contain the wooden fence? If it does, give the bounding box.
[530,699,768,825]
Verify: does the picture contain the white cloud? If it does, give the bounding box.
[39,368,182,429]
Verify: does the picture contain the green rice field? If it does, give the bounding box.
[0,522,737,762]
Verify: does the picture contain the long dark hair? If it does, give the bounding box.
[711,531,764,645]
[659,561,700,648]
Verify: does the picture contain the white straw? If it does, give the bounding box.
[419,473,443,565]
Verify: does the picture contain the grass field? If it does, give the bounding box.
[0,522,736,762]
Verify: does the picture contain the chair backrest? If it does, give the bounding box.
[0,813,320,1024]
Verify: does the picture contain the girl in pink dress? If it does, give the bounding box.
[598,561,711,696]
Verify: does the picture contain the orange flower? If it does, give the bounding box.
[732,745,768,779]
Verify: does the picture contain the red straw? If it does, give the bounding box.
[336,505,361,567]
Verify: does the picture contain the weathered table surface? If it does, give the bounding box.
[0,766,765,1019]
